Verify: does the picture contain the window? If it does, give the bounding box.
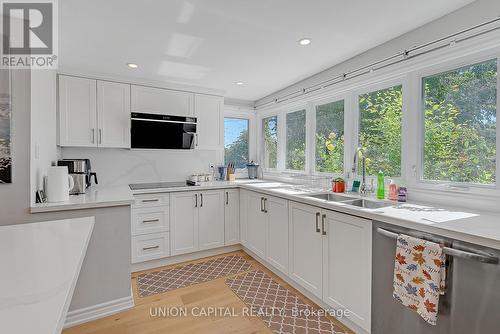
[286,109,306,170]
[423,59,497,184]
[224,117,249,169]
[315,100,344,173]
[359,85,403,177]
[262,116,278,169]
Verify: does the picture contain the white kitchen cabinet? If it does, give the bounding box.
[58,75,97,147]
[131,85,194,116]
[131,232,170,264]
[239,189,249,246]
[246,191,267,258]
[194,94,223,149]
[170,190,225,256]
[97,81,131,148]
[322,211,372,332]
[170,192,198,256]
[131,206,169,236]
[58,75,131,148]
[198,190,225,250]
[289,202,324,298]
[224,189,240,246]
[266,196,289,274]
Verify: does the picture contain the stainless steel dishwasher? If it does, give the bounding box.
[372,221,500,334]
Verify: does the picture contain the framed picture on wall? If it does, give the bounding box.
[0,64,11,184]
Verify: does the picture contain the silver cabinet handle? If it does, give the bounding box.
[98,129,102,144]
[196,133,199,146]
[195,194,198,207]
[91,128,95,144]
[200,193,203,207]
[226,192,229,205]
[263,198,268,213]
[321,214,327,235]
[260,197,264,212]
[142,219,159,224]
[142,245,160,251]
[315,212,321,233]
[141,199,159,203]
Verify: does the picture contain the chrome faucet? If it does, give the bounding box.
[352,146,367,195]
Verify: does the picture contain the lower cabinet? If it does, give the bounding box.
[131,232,170,263]
[224,189,240,246]
[246,191,267,258]
[289,201,372,332]
[170,190,225,256]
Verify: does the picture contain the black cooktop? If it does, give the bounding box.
[129,181,198,190]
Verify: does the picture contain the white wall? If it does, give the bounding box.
[61,147,220,186]
[30,70,58,204]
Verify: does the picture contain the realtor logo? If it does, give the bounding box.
[1,0,58,68]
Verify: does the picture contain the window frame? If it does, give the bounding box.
[284,107,308,173]
[258,111,281,172]
[310,94,349,177]
[353,78,406,180]
[223,106,255,177]
[414,54,500,193]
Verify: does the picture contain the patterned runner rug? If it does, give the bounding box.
[137,255,252,297]
[226,270,350,334]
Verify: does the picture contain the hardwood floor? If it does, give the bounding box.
[63,250,352,334]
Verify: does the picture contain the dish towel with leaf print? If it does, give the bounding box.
[393,234,446,325]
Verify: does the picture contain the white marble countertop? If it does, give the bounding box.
[31,185,134,213]
[0,217,94,334]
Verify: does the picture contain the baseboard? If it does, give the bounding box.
[131,244,242,272]
[64,295,134,328]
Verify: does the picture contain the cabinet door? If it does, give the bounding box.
[224,189,240,246]
[198,190,225,250]
[194,94,223,149]
[239,189,249,246]
[170,192,198,256]
[246,191,267,259]
[322,210,372,332]
[58,75,97,147]
[131,85,194,116]
[289,202,323,298]
[266,196,289,274]
[97,81,131,148]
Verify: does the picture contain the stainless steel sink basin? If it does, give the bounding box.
[342,199,391,209]
[307,193,353,202]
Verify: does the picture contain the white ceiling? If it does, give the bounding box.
[59,0,474,101]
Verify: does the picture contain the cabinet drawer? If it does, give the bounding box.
[131,232,170,263]
[131,207,169,236]
[133,193,169,208]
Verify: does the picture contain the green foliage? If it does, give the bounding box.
[359,85,403,177]
[286,110,306,170]
[423,59,497,184]
[224,129,249,168]
[263,116,278,168]
[316,100,344,173]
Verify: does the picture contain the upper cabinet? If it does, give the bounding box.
[131,85,194,117]
[58,75,131,148]
[194,94,223,150]
[97,81,131,148]
[58,76,97,147]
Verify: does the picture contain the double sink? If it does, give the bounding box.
[306,193,392,209]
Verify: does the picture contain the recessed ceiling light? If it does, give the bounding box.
[235,81,244,85]
[126,63,139,69]
[298,38,312,46]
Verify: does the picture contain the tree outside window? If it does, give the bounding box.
[316,100,344,174]
[262,116,278,169]
[224,118,249,169]
[286,110,306,171]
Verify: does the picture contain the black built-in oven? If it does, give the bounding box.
[131,112,197,149]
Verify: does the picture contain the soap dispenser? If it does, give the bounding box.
[388,179,398,201]
[377,170,385,199]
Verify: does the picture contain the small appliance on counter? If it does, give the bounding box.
[246,161,259,179]
[45,166,74,202]
[57,159,98,195]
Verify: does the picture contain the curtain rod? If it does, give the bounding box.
[254,16,500,109]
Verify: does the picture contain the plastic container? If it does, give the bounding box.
[332,178,345,193]
[246,161,259,179]
[377,170,385,199]
[388,179,398,201]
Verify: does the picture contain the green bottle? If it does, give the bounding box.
[377,170,385,199]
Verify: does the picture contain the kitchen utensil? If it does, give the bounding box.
[246,161,259,179]
[46,166,74,202]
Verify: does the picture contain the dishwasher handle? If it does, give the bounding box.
[377,227,499,264]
